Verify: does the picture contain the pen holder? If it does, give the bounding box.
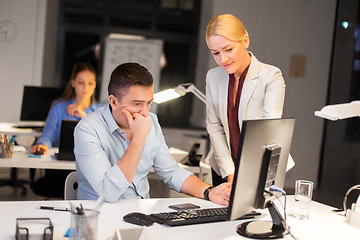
[0,142,14,158]
[69,209,99,240]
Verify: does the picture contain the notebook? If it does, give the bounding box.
[57,120,79,161]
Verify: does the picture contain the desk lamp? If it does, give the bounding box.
[314,101,360,120]
[315,101,360,225]
[153,83,206,104]
[153,83,213,166]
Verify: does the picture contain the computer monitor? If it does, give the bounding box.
[56,120,79,161]
[227,118,295,239]
[20,86,63,121]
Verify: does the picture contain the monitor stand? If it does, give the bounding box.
[236,201,287,239]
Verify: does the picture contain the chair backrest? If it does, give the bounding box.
[64,171,78,200]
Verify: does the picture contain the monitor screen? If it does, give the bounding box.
[227,118,295,221]
[20,86,63,121]
[57,120,79,161]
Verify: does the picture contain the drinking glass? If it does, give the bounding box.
[293,180,313,220]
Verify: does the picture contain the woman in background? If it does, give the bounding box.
[31,62,103,198]
[205,14,285,186]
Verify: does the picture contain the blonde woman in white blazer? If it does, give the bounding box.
[206,14,285,186]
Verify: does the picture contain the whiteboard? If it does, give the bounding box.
[100,37,163,112]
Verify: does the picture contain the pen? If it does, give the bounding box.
[28,155,41,158]
[9,136,16,143]
[2,133,7,144]
[37,206,70,211]
[1,133,7,158]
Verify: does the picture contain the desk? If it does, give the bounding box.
[0,147,210,176]
[0,148,75,170]
[0,196,358,240]
[0,122,210,177]
[0,123,46,194]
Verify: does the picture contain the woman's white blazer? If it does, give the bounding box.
[206,53,285,178]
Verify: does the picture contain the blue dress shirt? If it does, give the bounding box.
[36,99,103,148]
[74,105,193,202]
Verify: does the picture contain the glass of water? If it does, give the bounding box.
[293,180,313,220]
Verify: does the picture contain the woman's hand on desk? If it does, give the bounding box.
[209,182,232,206]
[31,144,48,155]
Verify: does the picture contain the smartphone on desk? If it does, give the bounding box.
[169,203,201,211]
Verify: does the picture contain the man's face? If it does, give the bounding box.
[109,85,154,129]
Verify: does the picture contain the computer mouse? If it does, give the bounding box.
[123,212,155,227]
[33,148,44,155]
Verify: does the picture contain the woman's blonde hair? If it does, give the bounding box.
[206,14,247,47]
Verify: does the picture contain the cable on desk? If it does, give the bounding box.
[343,184,360,215]
[268,186,298,240]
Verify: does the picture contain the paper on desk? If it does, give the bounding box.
[112,227,148,240]
[14,146,26,152]
[169,147,188,163]
[286,154,295,172]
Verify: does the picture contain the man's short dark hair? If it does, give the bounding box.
[108,62,153,100]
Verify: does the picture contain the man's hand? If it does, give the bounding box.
[67,104,86,118]
[209,182,232,206]
[117,109,153,183]
[123,109,152,142]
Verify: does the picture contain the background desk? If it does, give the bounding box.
[0,147,210,176]
[0,148,75,170]
[0,122,211,180]
[0,197,358,240]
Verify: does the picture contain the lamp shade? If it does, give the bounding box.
[153,89,182,104]
[314,101,360,121]
[153,83,205,104]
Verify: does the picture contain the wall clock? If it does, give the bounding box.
[0,20,17,43]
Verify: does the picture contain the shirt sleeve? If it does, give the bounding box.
[36,101,62,148]
[150,114,193,193]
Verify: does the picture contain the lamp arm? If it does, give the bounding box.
[177,83,206,104]
[188,84,207,104]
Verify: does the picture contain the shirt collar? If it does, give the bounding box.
[103,104,124,134]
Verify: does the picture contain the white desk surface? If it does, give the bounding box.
[0,148,75,170]
[1,122,209,175]
[0,147,209,175]
[0,196,358,240]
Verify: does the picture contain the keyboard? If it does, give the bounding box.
[149,207,228,226]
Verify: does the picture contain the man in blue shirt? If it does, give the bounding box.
[74,63,231,205]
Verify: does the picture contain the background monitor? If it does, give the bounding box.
[57,120,79,161]
[227,118,295,236]
[20,86,63,121]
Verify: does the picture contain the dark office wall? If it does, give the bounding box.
[320,0,360,199]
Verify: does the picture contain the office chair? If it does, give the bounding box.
[64,171,78,200]
[30,169,72,199]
